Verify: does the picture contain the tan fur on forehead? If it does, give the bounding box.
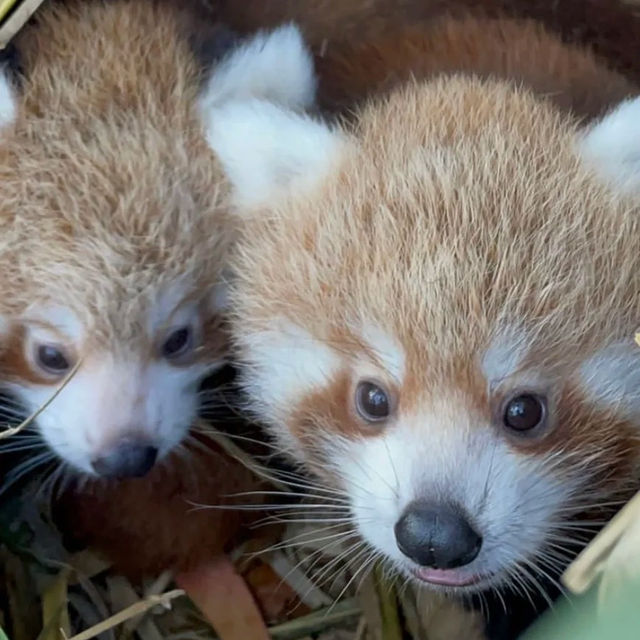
[232,77,640,378]
[0,0,233,342]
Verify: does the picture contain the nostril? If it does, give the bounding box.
[91,442,158,479]
[394,500,482,570]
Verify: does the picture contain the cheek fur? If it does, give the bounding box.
[5,362,207,472]
[317,391,634,591]
[508,383,639,495]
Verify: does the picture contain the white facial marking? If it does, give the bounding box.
[327,399,577,593]
[9,355,207,474]
[579,341,640,417]
[241,319,340,421]
[200,23,316,110]
[204,98,344,210]
[481,324,530,388]
[358,323,406,382]
[24,305,83,343]
[579,96,640,195]
[5,298,218,475]
[0,68,16,130]
[147,286,203,351]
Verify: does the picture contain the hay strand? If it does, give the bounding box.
[65,589,185,640]
[0,360,82,440]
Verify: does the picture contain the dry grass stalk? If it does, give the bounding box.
[0,360,82,440]
[0,0,46,48]
[65,589,185,640]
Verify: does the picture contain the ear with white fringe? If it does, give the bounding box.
[206,98,344,210]
[579,341,640,419]
[0,67,16,130]
[199,23,316,111]
[579,96,640,195]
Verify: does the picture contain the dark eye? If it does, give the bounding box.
[36,345,71,374]
[355,381,391,422]
[503,394,545,432]
[162,326,193,359]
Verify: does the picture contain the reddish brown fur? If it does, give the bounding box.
[218,0,640,87]
[222,11,640,602]
[0,0,268,579]
[54,434,266,580]
[313,17,636,117]
[1,326,51,386]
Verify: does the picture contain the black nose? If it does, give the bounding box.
[394,501,482,569]
[91,441,158,479]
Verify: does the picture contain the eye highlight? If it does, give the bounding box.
[161,326,193,359]
[36,344,71,375]
[355,380,392,422]
[503,394,546,433]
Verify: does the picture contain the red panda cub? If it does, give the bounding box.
[0,0,315,576]
[218,0,640,89]
[204,17,640,599]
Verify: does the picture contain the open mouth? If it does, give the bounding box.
[411,567,486,587]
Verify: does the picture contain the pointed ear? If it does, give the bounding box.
[579,96,640,194]
[199,23,316,111]
[0,67,16,130]
[579,341,640,419]
[206,98,345,210]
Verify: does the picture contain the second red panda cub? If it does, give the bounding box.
[205,18,640,595]
[0,0,313,480]
[0,0,314,577]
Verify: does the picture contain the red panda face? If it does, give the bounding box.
[208,76,640,592]
[0,294,225,477]
[233,316,639,592]
[0,4,317,481]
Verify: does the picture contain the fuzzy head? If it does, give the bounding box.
[0,2,315,478]
[210,75,640,593]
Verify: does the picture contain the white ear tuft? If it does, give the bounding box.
[579,341,640,418]
[579,96,640,195]
[206,98,344,210]
[199,23,316,111]
[0,68,16,130]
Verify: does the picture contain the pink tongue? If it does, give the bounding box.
[414,567,479,586]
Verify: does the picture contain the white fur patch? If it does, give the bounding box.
[579,342,640,417]
[9,354,208,474]
[328,397,578,593]
[24,305,83,343]
[358,323,405,382]
[242,320,340,415]
[146,281,198,336]
[0,68,16,130]
[579,97,640,195]
[481,324,530,387]
[8,303,213,474]
[200,23,316,111]
[206,98,344,209]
